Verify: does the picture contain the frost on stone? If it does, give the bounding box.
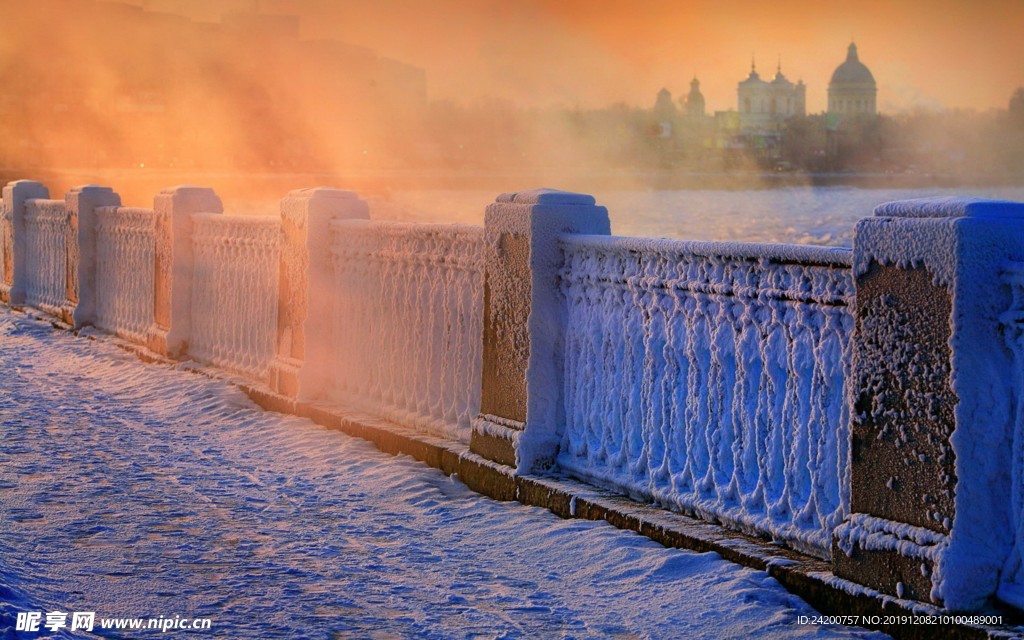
[328,220,485,443]
[94,207,156,344]
[850,263,956,535]
[188,214,281,381]
[556,234,854,556]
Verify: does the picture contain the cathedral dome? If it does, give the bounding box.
[828,42,877,115]
[830,42,875,85]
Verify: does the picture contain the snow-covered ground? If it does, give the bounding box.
[0,308,887,639]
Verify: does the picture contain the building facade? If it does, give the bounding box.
[737,61,806,132]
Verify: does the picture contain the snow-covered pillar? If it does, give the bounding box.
[469,189,610,472]
[67,185,121,327]
[1,180,49,306]
[148,186,222,357]
[269,188,369,399]
[834,197,1024,611]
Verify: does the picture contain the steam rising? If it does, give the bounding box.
[1,0,1022,204]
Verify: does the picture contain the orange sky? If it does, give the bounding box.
[117,0,1024,114]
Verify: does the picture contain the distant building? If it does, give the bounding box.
[828,42,877,116]
[684,77,706,118]
[654,88,677,119]
[1011,88,1024,117]
[737,60,805,132]
[653,88,677,138]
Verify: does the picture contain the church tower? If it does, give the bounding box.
[737,58,805,131]
[685,77,705,118]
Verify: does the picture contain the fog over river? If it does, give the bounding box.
[370,186,1024,247]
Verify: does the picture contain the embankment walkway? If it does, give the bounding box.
[0,308,884,639]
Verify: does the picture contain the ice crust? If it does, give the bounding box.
[557,234,854,556]
[484,189,612,471]
[10,181,1024,613]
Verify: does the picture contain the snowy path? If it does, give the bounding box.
[0,309,886,639]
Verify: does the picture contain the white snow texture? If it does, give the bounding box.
[11,182,1024,613]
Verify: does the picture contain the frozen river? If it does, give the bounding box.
[370,185,1024,246]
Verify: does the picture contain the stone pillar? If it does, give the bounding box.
[1,180,49,306]
[833,197,1024,611]
[67,185,121,327]
[469,189,610,473]
[269,187,369,399]
[148,186,222,357]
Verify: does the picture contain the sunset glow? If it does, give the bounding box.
[4,0,1023,202]
[118,0,1024,112]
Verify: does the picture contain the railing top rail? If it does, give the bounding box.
[560,233,853,268]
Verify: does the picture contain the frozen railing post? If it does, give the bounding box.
[834,198,1024,611]
[149,186,223,357]
[1,180,49,306]
[67,185,121,327]
[270,188,368,399]
[469,189,610,472]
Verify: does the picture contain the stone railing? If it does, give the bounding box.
[556,235,853,557]
[190,214,280,381]
[94,206,157,344]
[327,220,484,442]
[3,180,1024,614]
[23,198,72,319]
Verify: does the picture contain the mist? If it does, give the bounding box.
[2,0,1024,206]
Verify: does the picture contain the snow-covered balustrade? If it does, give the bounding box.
[189,214,280,381]
[328,220,485,442]
[23,198,72,320]
[94,207,157,344]
[10,178,1024,614]
[557,235,854,557]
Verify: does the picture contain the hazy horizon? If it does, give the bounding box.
[6,0,1023,201]
[102,0,1024,114]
